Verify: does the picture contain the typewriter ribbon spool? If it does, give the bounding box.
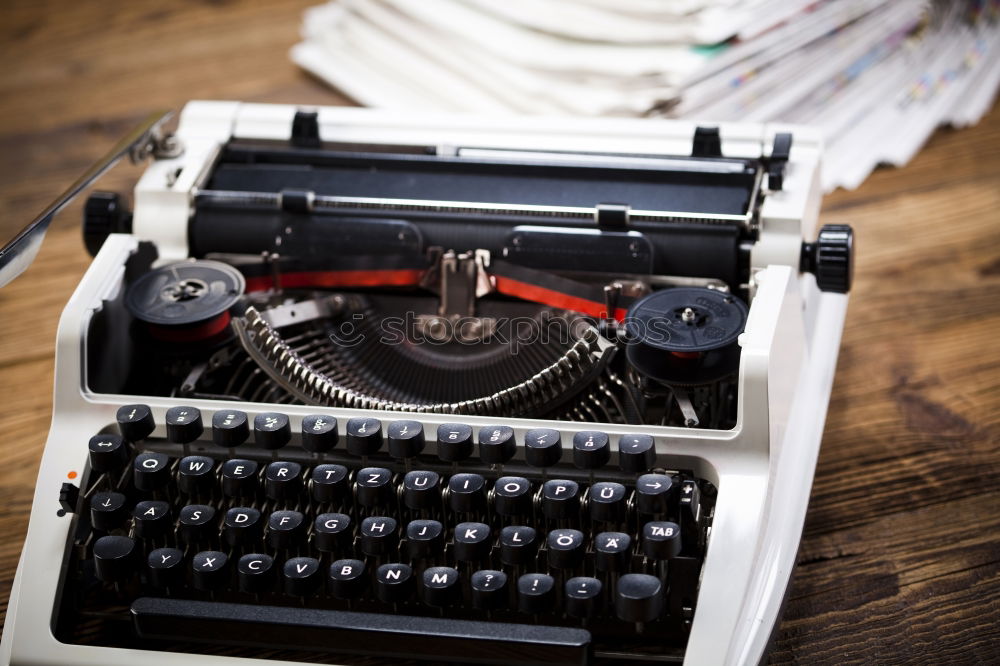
[124,260,245,344]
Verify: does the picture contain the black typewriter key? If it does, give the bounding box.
[618,434,656,473]
[147,547,185,589]
[453,522,492,562]
[355,466,393,508]
[264,461,302,501]
[360,516,399,557]
[642,521,682,560]
[421,566,461,607]
[177,455,215,495]
[313,513,352,552]
[589,482,628,523]
[406,519,444,559]
[478,425,516,465]
[524,428,562,468]
[89,491,128,531]
[268,510,306,550]
[88,433,129,472]
[116,404,155,442]
[594,532,632,572]
[165,406,203,444]
[133,452,171,492]
[402,470,441,510]
[636,473,673,515]
[192,550,229,591]
[679,479,701,531]
[301,414,338,453]
[517,573,555,614]
[615,573,663,623]
[541,479,580,520]
[311,464,349,504]
[494,476,533,517]
[375,563,414,603]
[93,535,137,582]
[255,412,291,450]
[448,473,486,513]
[221,459,259,498]
[499,526,538,566]
[329,559,367,599]
[238,553,275,594]
[470,569,508,610]
[178,504,216,544]
[212,410,249,448]
[223,507,262,546]
[572,431,610,470]
[283,557,323,597]
[133,500,171,539]
[437,423,474,463]
[547,529,585,569]
[346,417,383,456]
[565,577,603,619]
[387,420,425,459]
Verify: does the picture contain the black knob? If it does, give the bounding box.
[88,433,130,473]
[387,420,424,459]
[402,470,441,510]
[565,577,603,619]
[301,415,338,453]
[212,410,249,448]
[133,452,171,492]
[346,417,383,456]
[615,573,664,623]
[147,547,185,589]
[90,492,128,531]
[133,500,171,539]
[329,559,367,599]
[93,535,137,582]
[283,557,322,597]
[116,404,154,442]
[178,505,216,544]
[83,191,131,257]
[264,461,302,501]
[191,550,229,591]
[374,563,414,603]
[572,431,610,469]
[237,553,275,594]
[618,434,656,473]
[800,224,854,293]
[524,428,561,467]
[517,573,555,614]
[437,423,474,462]
[406,520,445,559]
[470,570,508,610]
[420,566,461,607]
[478,425,516,465]
[165,406,203,444]
[311,464,349,504]
[254,412,291,450]
[314,513,352,552]
[177,456,215,495]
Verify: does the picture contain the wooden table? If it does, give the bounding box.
[1,1,998,662]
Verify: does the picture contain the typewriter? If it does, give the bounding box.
[0,102,853,666]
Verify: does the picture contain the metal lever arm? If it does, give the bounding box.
[0,110,176,288]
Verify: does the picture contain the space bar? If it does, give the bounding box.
[132,597,592,665]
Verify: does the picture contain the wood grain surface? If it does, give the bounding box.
[1,1,998,663]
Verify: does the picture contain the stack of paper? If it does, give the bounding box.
[292,0,1000,190]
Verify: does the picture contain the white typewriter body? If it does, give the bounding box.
[1,102,847,666]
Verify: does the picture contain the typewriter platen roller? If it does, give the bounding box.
[0,103,852,666]
[83,109,851,432]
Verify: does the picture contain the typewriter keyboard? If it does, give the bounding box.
[58,405,716,664]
